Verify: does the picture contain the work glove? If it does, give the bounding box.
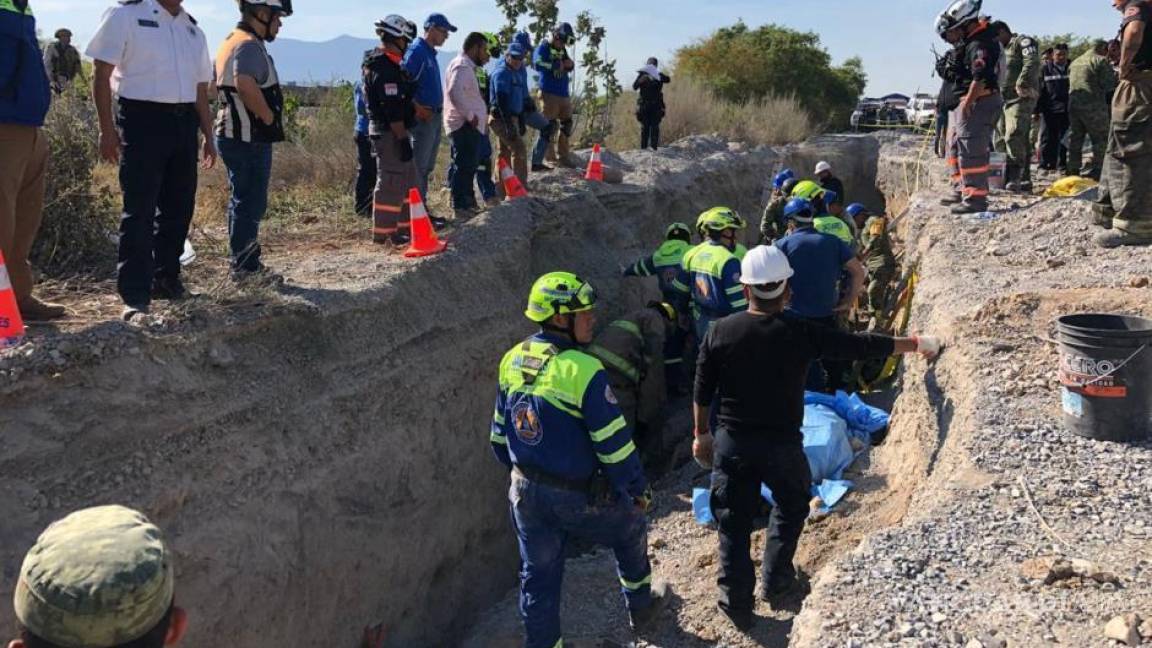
[399,137,414,162]
[914,335,943,359]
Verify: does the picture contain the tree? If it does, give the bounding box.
[1035,34,1099,61]
[674,22,867,129]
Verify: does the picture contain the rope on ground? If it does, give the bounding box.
[1017,475,1077,551]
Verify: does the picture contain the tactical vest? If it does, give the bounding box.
[501,338,599,420]
[214,27,285,143]
[51,42,81,80]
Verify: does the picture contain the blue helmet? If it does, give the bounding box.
[845,203,870,219]
[514,31,532,51]
[823,189,841,207]
[553,22,575,44]
[784,198,815,222]
[773,168,795,190]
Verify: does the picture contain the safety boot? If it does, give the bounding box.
[628,582,671,632]
[950,202,988,215]
[1094,229,1152,248]
[939,192,962,206]
[1003,164,1023,192]
[17,296,66,321]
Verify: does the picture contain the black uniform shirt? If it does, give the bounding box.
[694,311,895,442]
[948,24,1001,106]
[362,48,416,133]
[1121,2,1152,71]
[1039,61,1071,114]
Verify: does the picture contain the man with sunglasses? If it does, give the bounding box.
[491,272,670,647]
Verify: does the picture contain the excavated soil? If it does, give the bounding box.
[0,135,886,647]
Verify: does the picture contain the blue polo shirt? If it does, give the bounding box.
[0,3,51,126]
[353,81,369,135]
[402,37,443,110]
[775,227,854,319]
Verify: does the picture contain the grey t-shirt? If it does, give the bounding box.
[234,41,270,84]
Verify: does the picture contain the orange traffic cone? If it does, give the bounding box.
[404,188,448,258]
[0,249,25,349]
[585,144,604,182]
[498,157,528,200]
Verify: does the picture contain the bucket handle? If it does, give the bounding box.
[1033,328,1148,388]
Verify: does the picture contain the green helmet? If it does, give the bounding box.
[791,180,825,201]
[483,31,503,57]
[697,206,746,233]
[525,272,597,322]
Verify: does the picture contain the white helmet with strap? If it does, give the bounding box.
[239,0,292,16]
[375,14,415,41]
[935,0,981,36]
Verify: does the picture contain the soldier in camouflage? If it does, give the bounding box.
[1094,0,1152,248]
[847,203,897,322]
[10,505,188,648]
[992,21,1042,192]
[1068,40,1119,179]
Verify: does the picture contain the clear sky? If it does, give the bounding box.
[35,0,1123,95]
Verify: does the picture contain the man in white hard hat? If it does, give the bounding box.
[814,161,845,202]
[692,245,941,631]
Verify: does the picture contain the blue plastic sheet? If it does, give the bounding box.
[694,396,888,524]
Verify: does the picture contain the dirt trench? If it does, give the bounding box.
[0,135,887,647]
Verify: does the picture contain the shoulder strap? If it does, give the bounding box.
[519,338,560,385]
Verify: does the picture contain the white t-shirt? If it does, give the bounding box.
[85,0,212,104]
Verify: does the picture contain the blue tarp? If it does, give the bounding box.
[692,393,888,524]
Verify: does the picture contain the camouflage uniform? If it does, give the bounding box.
[859,215,897,316]
[759,192,788,243]
[995,33,1042,188]
[586,308,669,470]
[1067,49,1118,178]
[1095,1,1152,245]
[13,505,175,647]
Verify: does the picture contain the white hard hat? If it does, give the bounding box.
[935,0,981,36]
[815,161,832,175]
[740,245,794,299]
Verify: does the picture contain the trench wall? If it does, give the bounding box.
[0,135,882,646]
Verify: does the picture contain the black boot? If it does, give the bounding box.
[1018,161,1034,192]
[1003,164,1021,192]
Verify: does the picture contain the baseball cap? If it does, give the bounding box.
[507,42,526,59]
[425,13,457,33]
[14,505,175,648]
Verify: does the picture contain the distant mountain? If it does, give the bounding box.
[269,35,456,85]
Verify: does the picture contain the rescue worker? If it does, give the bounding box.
[43,28,82,94]
[813,189,856,246]
[760,169,799,243]
[673,207,748,340]
[88,0,217,320]
[814,161,845,201]
[491,272,669,647]
[848,203,898,320]
[490,41,530,186]
[0,0,67,322]
[353,80,376,216]
[1068,40,1118,179]
[1093,0,1152,248]
[622,222,693,392]
[791,179,828,215]
[1038,43,1072,173]
[775,198,866,392]
[692,245,941,630]
[9,505,189,648]
[215,0,291,284]
[403,13,456,226]
[363,15,419,246]
[634,57,671,150]
[533,22,576,167]
[936,0,1003,215]
[587,301,677,471]
[991,20,1041,192]
[443,32,491,222]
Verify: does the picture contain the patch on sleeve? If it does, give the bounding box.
[604,385,618,405]
[384,83,399,96]
[868,220,885,236]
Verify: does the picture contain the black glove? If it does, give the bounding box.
[399,137,414,162]
[518,115,527,137]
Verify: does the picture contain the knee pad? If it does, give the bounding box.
[560,119,574,137]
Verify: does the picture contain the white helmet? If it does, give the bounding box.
[814,160,832,175]
[376,14,415,41]
[740,246,794,299]
[935,0,981,36]
[239,0,292,16]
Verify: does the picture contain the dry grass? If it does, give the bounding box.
[603,77,813,151]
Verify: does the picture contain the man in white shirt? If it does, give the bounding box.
[443,32,491,222]
[86,0,216,321]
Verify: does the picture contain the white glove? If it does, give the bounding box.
[915,335,942,359]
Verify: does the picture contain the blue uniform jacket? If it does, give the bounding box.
[491,332,648,498]
[491,59,527,117]
[353,81,369,135]
[0,3,51,127]
[533,42,571,98]
[672,241,747,319]
[402,37,443,110]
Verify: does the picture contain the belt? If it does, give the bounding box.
[118,98,196,115]
[513,464,594,492]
